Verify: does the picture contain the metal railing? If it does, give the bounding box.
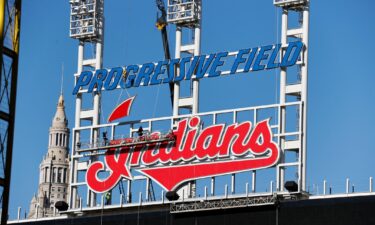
[10,176,375,222]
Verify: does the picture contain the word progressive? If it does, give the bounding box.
[73,41,303,94]
[86,116,280,193]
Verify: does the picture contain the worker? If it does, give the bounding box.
[102,131,108,146]
[105,192,111,205]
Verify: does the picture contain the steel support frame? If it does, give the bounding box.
[171,0,201,199]
[0,0,21,224]
[276,1,309,192]
[170,194,277,213]
[68,101,301,209]
[67,0,309,210]
[69,0,104,209]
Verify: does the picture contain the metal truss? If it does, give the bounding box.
[69,0,104,209]
[69,0,103,40]
[0,0,21,224]
[167,0,202,200]
[170,194,277,213]
[70,101,303,210]
[274,0,309,192]
[67,0,309,212]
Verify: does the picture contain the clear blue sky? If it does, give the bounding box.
[8,0,375,219]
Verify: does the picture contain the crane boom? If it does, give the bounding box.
[156,0,174,106]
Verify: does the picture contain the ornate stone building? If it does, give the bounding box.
[28,94,70,218]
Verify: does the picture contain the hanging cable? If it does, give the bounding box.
[116,69,132,106]
[152,83,161,118]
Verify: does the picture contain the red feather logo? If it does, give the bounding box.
[107,96,135,122]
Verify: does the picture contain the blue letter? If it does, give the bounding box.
[151,61,167,85]
[252,45,273,71]
[185,56,200,80]
[88,69,108,93]
[280,41,303,67]
[134,63,154,87]
[244,47,258,72]
[176,57,191,81]
[104,67,123,91]
[208,52,228,77]
[231,49,250,74]
[72,71,93,95]
[165,59,180,83]
[266,44,281,69]
[196,54,215,79]
[124,65,139,88]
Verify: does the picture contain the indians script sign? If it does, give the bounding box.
[86,116,280,193]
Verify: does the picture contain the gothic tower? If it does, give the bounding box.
[28,94,70,218]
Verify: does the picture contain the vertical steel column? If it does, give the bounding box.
[278,9,288,192]
[210,177,215,196]
[0,1,7,223]
[70,42,83,209]
[170,0,201,116]
[275,0,309,193]
[192,10,201,114]
[168,0,201,198]
[69,0,104,209]
[173,27,181,116]
[300,5,309,191]
[88,39,103,207]
[0,0,21,224]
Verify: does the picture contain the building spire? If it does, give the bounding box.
[60,62,64,95]
[28,74,70,218]
[56,63,66,119]
[54,93,67,127]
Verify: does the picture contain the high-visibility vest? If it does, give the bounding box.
[105,192,111,200]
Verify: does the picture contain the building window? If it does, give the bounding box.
[52,168,56,182]
[57,194,60,198]
[51,194,55,198]
[58,168,62,183]
[46,168,49,182]
[58,188,61,192]
[44,167,47,183]
[63,168,67,183]
[52,187,55,192]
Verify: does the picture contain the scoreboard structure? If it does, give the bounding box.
[68,0,310,213]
